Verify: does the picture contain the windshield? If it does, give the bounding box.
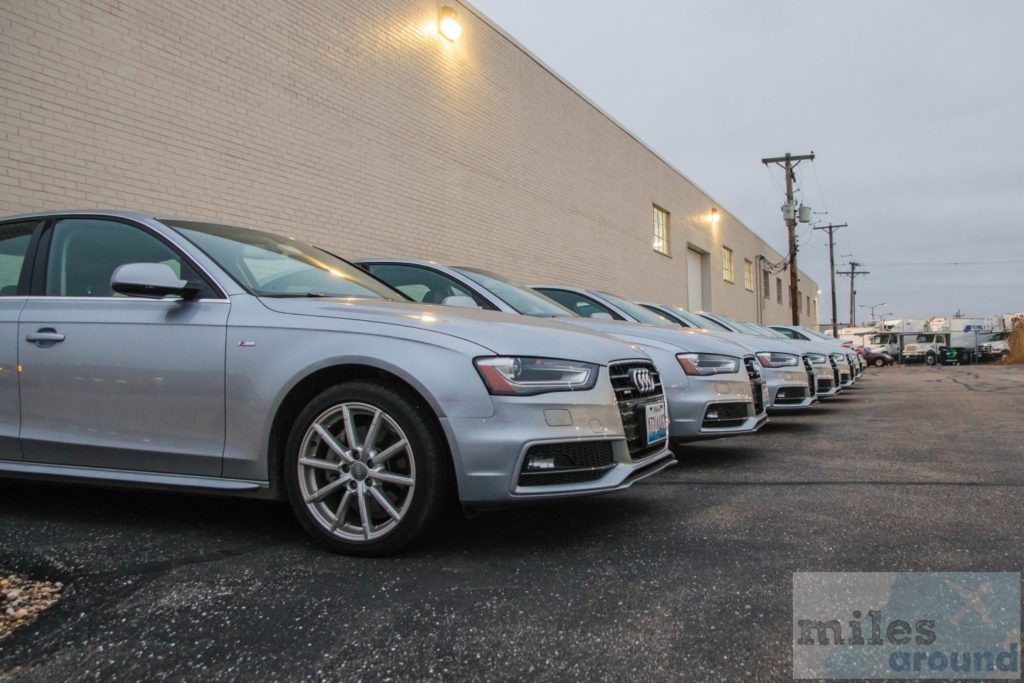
[453,267,575,317]
[702,312,765,336]
[731,320,776,337]
[747,323,791,339]
[664,305,729,331]
[800,327,836,341]
[168,221,403,300]
[870,334,888,344]
[993,332,1009,341]
[595,291,675,326]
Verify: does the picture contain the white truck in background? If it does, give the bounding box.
[900,318,991,365]
[866,320,925,358]
[863,314,1021,364]
[978,331,1010,362]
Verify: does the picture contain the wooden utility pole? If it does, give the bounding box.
[837,261,869,326]
[812,222,847,337]
[761,152,815,324]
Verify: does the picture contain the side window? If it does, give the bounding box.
[775,327,798,339]
[0,221,38,295]
[539,289,619,319]
[45,219,211,297]
[364,264,491,308]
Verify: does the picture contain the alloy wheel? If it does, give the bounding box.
[297,402,416,542]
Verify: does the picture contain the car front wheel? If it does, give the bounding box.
[284,381,451,556]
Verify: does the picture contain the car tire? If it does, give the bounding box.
[874,358,885,367]
[925,353,937,366]
[284,380,452,556]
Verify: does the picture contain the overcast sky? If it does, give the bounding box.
[471,0,1024,323]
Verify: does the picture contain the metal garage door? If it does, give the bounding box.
[687,248,703,311]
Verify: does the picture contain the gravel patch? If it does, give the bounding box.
[0,573,64,640]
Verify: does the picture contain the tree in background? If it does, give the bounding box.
[1007,320,1024,364]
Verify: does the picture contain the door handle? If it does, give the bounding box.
[26,329,65,344]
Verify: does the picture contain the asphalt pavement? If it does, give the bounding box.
[2,364,1023,681]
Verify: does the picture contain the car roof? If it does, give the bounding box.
[353,258,443,266]
[1,208,160,223]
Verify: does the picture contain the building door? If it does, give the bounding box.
[687,248,704,311]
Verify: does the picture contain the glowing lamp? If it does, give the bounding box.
[439,6,462,41]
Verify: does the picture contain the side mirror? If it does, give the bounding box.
[590,312,614,320]
[111,263,198,300]
[441,295,481,309]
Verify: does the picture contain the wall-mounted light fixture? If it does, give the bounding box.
[439,6,462,41]
[710,207,721,224]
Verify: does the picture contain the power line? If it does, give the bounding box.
[809,160,830,215]
[864,260,1024,266]
[860,282,1024,289]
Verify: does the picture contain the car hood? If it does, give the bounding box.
[558,318,750,356]
[701,330,806,356]
[257,297,645,364]
[778,338,845,357]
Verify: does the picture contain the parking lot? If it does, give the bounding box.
[1,365,1022,681]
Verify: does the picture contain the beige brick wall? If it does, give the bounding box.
[0,0,818,325]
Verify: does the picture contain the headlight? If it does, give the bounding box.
[474,357,598,396]
[829,353,843,363]
[805,353,827,365]
[755,351,800,368]
[677,353,740,376]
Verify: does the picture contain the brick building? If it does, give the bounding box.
[0,0,818,324]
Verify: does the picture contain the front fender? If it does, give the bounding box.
[221,296,495,481]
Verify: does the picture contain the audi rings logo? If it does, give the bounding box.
[629,368,656,394]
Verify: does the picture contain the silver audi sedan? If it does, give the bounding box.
[0,210,675,555]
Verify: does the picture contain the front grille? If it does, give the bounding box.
[518,441,615,486]
[702,402,751,428]
[743,355,762,381]
[802,356,817,397]
[818,377,834,392]
[609,361,665,457]
[744,356,765,415]
[829,356,841,386]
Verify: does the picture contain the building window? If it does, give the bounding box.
[806,294,811,316]
[722,246,734,282]
[744,259,754,291]
[762,269,770,299]
[776,277,782,304]
[652,205,669,255]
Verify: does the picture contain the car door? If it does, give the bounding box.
[18,217,229,476]
[0,219,43,462]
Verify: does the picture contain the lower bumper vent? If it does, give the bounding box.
[518,441,615,487]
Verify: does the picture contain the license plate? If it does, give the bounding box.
[644,400,668,445]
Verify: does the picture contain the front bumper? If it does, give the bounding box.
[665,373,768,442]
[763,367,818,413]
[813,365,842,397]
[442,370,675,506]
